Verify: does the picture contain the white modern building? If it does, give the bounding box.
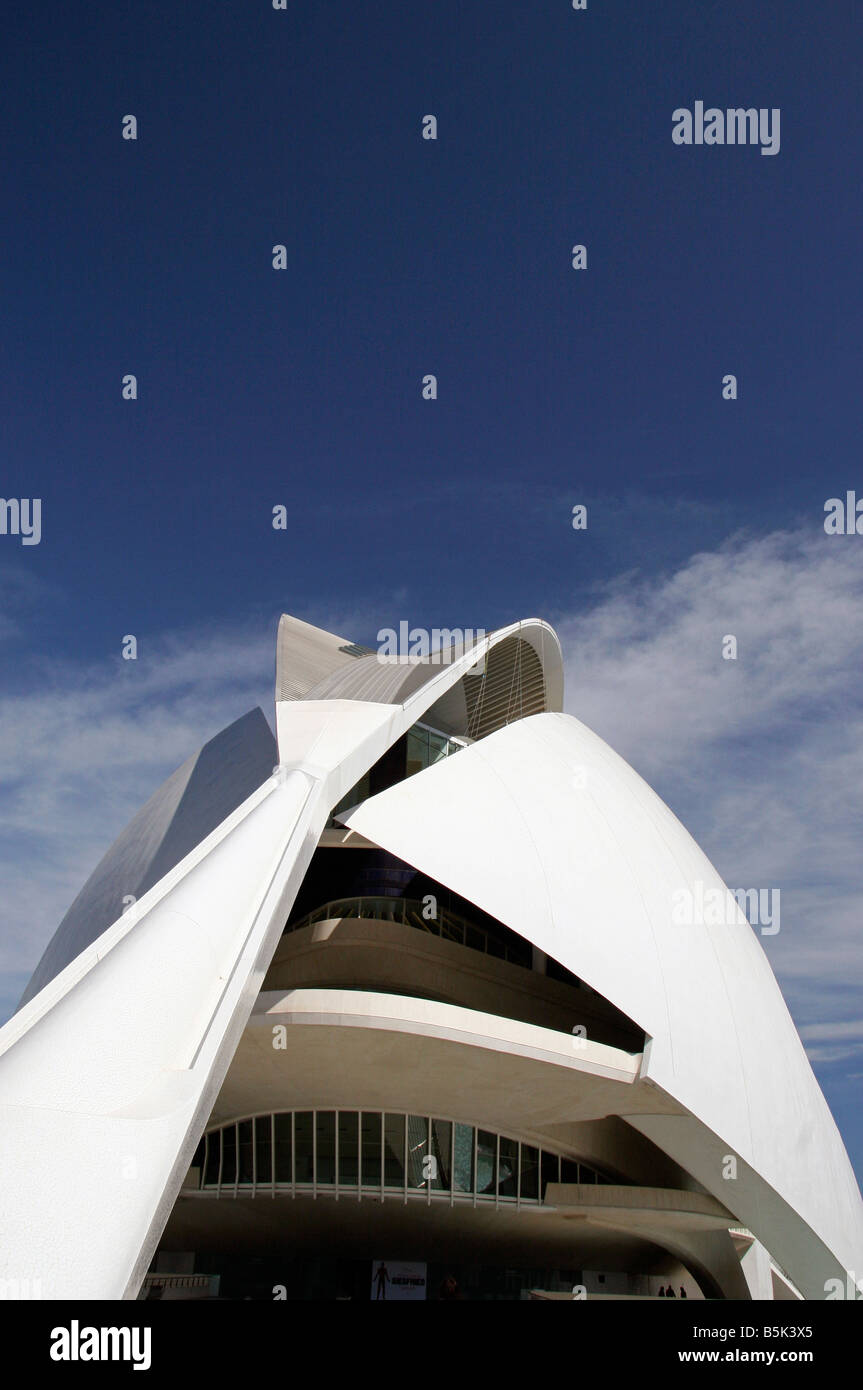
[1,614,861,1300]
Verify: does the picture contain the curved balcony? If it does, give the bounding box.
[269,902,643,1051]
[285,896,533,971]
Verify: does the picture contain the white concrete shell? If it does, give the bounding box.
[0,617,562,1299]
[0,612,858,1299]
[342,712,863,1300]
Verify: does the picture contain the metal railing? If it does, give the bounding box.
[284,896,532,968]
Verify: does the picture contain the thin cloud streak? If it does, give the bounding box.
[555,527,863,1021]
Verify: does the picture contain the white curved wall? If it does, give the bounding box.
[3,614,858,1300]
[344,710,863,1298]
[0,619,560,1297]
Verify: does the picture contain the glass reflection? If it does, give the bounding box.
[201,1112,610,1202]
[338,1112,358,1186]
[362,1112,382,1185]
[383,1113,405,1187]
[476,1130,497,1195]
[238,1119,254,1184]
[453,1124,474,1193]
[407,1115,428,1188]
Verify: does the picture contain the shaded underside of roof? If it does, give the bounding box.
[276,615,563,744]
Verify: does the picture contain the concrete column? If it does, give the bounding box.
[740,1238,775,1300]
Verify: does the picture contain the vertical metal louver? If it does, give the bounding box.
[464,636,547,741]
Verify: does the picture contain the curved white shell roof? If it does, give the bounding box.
[0,613,859,1299]
[343,710,863,1297]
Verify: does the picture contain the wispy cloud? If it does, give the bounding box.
[798,1021,863,1066]
[0,530,860,1173]
[553,525,863,1034]
[0,621,275,986]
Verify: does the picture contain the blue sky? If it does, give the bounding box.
[1,2,862,1179]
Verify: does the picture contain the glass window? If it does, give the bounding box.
[541,1151,559,1198]
[507,939,532,970]
[211,1111,595,1210]
[191,1136,205,1174]
[546,956,581,987]
[406,1115,428,1189]
[476,1130,497,1196]
[498,1136,519,1198]
[204,1132,220,1187]
[406,729,428,777]
[453,1124,474,1194]
[327,772,370,827]
[316,1111,336,1184]
[361,1112,382,1186]
[255,1116,272,1184]
[238,1119,254,1184]
[294,1112,314,1183]
[221,1125,236,1186]
[521,1145,539,1201]
[561,1157,579,1185]
[383,1114,405,1187]
[430,1119,451,1191]
[338,1112,359,1186]
[466,925,485,953]
[274,1113,292,1182]
[428,731,449,765]
[442,913,465,947]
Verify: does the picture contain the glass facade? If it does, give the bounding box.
[383,1113,405,1186]
[476,1130,497,1196]
[327,771,371,828]
[193,1111,617,1203]
[316,1112,336,1185]
[453,1123,474,1194]
[405,725,465,778]
[430,1118,452,1192]
[338,1112,359,1186]
[221,1124,236,1185]
[238,1119,254,1185]
[274,1113,291,1182]
[326,722,466,828]
[361,1112,382,1186]
[294,1112,313,1183]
